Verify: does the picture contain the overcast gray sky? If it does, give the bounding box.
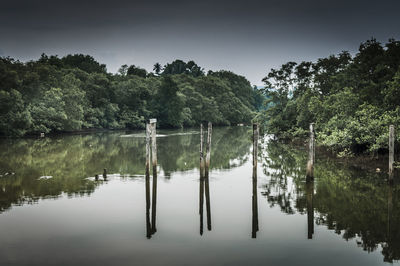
[1,0,399,85]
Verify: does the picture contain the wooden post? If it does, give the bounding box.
[306,123,315,179]
[145,123,151,238]
[389,125,394,182]
[252,123,259,238]
[150,119,157,234]
[253,124,258,178]
[103,169,107,180]
[205,122,212,173]
[204,122,212,231]
[150,119,157,175]
[146,124,151,178]
[200,124,205,181]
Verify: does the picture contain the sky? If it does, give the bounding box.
[0,0,400,85]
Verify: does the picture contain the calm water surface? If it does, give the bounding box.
[0,127,398,266]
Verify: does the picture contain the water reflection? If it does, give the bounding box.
[1,127,399,264]
[199,125,212,235]
[199,173,211,235]
[0,127,249,214]
[260,139,400,263]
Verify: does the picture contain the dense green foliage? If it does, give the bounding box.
[258,38,400,154]
[0,54,261,136]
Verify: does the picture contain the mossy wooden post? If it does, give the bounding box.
[150,118,157,234]
[389,125,394,182]
[252,123,259,238]
[306,123,315,179]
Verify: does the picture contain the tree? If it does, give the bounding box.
[118,64,128,76]
[127,65,147,78]
[153,63,162,75]
[154,76,184,127]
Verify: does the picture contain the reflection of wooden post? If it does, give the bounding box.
[389,125,394,182]
[387,185,393,244]
[150,119,157,234]
[306,180,314,239]
[306,123,315,179]
[252,165,259,238]
[205,169,212,231]
[145,169,151,239]
[252,123,259,238]
[199,169,204,235]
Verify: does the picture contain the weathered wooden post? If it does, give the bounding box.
[205,122,212,231]
[199,123,204,234]
[389,125,394,182]
[306,123,315,179]
[252,123,259,238]
[150,119,158,176]
[146,123,151,178]
[205,122,212,174]
[253,124,258,178]
[103,168,107,180]
[150,118,157,234]
[200,124,205,180]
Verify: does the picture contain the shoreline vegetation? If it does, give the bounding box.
[0,55,264,137]
[1,38,399,161]
[256,38,400,158]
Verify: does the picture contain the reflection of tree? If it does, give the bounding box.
[260,140,306,215]
[0,127,251,214]
[260,140,400,263]
[157,126,250,175]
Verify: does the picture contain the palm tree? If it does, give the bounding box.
[153,63,162,76]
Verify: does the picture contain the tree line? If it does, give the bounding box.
[0,54,264,136]
[258,38,400,155]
